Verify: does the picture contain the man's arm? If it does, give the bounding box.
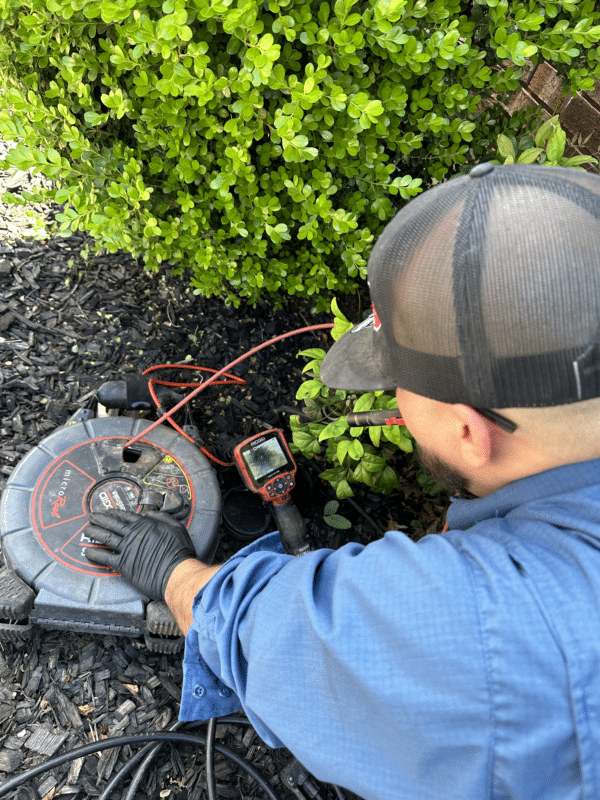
[165,558,223,635]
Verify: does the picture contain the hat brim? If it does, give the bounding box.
[320,322,397,392]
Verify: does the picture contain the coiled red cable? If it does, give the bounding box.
[126,323,334,464]
[142,364,247,466]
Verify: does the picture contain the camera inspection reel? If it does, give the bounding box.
[0,401,222,653]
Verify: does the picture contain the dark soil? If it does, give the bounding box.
[0,223,448,799]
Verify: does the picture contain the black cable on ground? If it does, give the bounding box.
[299,456,385,539]
[345,496,384,538]
[97,743,154,800]
[0,732,281,800]
[273,405,313,423]
[98,738,165,800]
[206,716,218,800]
[1,711,346,800]
[99,717,245,800]
[120,717,268,800]
[122,733,173,800]
[216,717,347,800]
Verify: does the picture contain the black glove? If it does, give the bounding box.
[85,509,197,600]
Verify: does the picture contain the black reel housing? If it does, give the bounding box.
[0,414,221,652]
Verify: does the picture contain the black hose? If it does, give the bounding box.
[206,716,218,800]
[122,739,166,800]
[344,497,385,538]
[0,732,281,800]
[273,405,313,423]
[98,738,167,800]
[299,455,385,538]
[345,409,403,428]
[99,716,252,800]
[215,715,251,724]
[98,745,152,800]
[214,717,348,800]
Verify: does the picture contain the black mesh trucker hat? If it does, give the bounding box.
[320,163,600,408]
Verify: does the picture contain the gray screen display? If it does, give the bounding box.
[244,438,288,481]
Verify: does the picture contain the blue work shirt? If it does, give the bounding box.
[181,459,600,799]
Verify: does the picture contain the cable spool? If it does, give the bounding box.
[0,416,221,644]
[221,486,272,541]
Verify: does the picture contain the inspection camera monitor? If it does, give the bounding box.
[233,429,296,505]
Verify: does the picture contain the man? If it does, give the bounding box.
[86,163,600,799]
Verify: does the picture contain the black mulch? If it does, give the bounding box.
[0,218,448,799]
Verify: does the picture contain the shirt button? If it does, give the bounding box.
[193,685,206,698]
[219,686,231,697]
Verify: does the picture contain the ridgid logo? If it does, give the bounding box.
[51,469,72,519]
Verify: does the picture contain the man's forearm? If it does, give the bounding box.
[164,558,224,635]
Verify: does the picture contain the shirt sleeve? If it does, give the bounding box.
[180,529,494,799]
[180,532,290,727]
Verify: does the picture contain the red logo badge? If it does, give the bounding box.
[372,304,382,332]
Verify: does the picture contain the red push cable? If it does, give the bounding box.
[141,364,248,464]
[124,323,334,456]
[142,363,246,388]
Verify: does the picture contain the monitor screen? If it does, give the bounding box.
[243,438,288,481]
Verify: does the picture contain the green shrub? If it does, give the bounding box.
[0,0,599,309]
[291,118,597,498]
[290,299,418,499]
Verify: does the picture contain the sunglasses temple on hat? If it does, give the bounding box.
[473,408,517,433]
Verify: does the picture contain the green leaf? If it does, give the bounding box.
[297,379,323,400]
[1,191,27,206]
[352,460,371,485]
[496,134,516,160]
[324,500,339,516]
[298,348,326,364]
[337,439,351,465]
[84,111,108,126]
[382,425,413,452]
[375,466,400,494]
[352,393,375,413]
[319,467,346,483]
[546,126,566,162]
[292,429,319,453]
[335,479,354,500]
[561,155,598,168]
[534,116,559,147]
[324,512,352,529]
[369,425,381,447]
[348,439,364,459]
[330,298,354,340]
[318,416,350,441]
[516,147,544,164]
[301,359,321,375]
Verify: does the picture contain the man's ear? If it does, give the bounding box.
[452,405,494,467]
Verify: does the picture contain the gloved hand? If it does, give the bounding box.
[85,509,197,600]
